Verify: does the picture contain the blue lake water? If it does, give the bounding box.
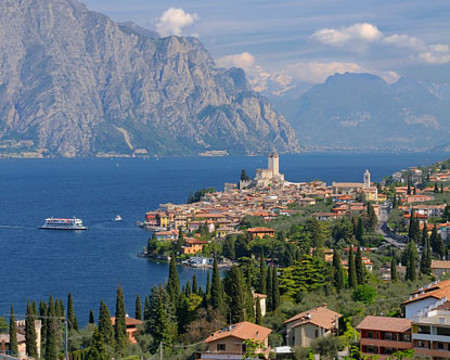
[0,152,448,323]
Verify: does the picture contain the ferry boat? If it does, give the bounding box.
[115,214,122,221]
[39,217,88,230]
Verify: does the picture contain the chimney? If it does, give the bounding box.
[323,303,327,308]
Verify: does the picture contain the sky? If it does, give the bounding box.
[82,0,450,85]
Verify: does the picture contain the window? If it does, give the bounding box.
[383,332,393,340]
[315,330,319,338]
[437,342,445,350]
[217,343,226,351]
[366,331,374,339]
[418,326,431,334]
[401,334,411,342]
[416,340,428,348]
[437,327,450,336]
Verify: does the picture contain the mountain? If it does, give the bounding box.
[0,0,299,157]
[271,73,450,151]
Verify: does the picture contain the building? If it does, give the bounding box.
[201,321,272,360]
[110,315,143,344]
[242,153,285,189]
[246,227,275,240]
[253,293,267,317]
[357,316,413,360]
[181,238,207,255]
[0,332,26,359]
[284,304,342,347]
[403,280,450,319]
[431,261,450,278]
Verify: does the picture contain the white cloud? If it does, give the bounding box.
[383,34,424,50]
[419,43,450,64]
[311,23,382,45]
[284,61,399,84]
[156,8,199,37]
[215,52,257,73]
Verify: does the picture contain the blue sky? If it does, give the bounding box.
[82,0,450,84]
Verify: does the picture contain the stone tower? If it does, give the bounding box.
[364,169,371,188]
[268,153,280,176]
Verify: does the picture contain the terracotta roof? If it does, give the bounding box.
[253,293,268,299]
[204,321,272,343]
[284,305,342,330]
[403,286,450,304]
[356,316,411,333]
[247,227,275,233]
[431,260,450,270]
[111,315,143,326]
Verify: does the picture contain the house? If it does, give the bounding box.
[201,321,272,360]
[0,332,26,359]
[438,222,450,242]
[431,261,450,278]
[246,227,275,240]
[357,316,413,360]
[284,304,342,347]
[403,280,450,319]
[155,229,179,241]
[110,315,143,344]
[181,238,207,255]
[14,319,42,358]
[253,293,267,317]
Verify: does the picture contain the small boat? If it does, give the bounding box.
[115,214,122,221]
[39,217,87,230]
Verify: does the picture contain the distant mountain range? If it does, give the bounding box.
[266,73,450,151]
[0,0,299,157]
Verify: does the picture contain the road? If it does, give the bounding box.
[377,205,407,249]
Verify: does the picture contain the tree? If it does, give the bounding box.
[240,169,250,181]
[420,237,431,275]
[272,266,280,310]
[332,248,344,291]
[87,328,108,360]
[148,285,177,345]
[421,224,428,247]
[430,223,445,258]
[405,241,418,281]
[259,250,267,294]
[45,295,58,360]
[355,246,365,285]
[366,203,378,231]
[408,211,420,243]
[245,280,255,322]
[98,299,114,346]
[25,300,38,359]
[225,266,246,323]
[167,253,180,306]
[347,247,357,289]
[176,227,185,254]
[135,294,142,320]
[210,257,224,311]
[434,182,439,193]
[89,309,95,324]
[266,264,273,312]
[311,336,340,360]
[356,217,364,245]
[67,292,78,331]
[192,274,198,295]
[352,285,377,304]
[443,204,450,222]
[114,284,127,355]
[9,305,18,356]
[391,258,398,282]
[255,297,262,325]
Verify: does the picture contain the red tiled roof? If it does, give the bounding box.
[284,305,342,330]
[204,321,271,343]
[111,316,143,326]
[247,227,275,233]
[357,316,411,333]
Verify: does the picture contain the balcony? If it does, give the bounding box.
[414,348,450,358]
[360,338,412,350]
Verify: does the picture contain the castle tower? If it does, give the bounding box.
[363,169,371,188]
[268,153,279,177]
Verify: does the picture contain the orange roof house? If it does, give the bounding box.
[284,304,342,347]
[246,227,275,239]
[202,321,272,359]
[111,315,143,344]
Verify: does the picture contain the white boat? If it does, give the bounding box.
[39,217,87,230]
[115,214,122,221]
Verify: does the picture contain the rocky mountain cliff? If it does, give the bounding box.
[271,73,450,151]
[0,0,299,157]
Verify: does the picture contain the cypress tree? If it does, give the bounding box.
[267,265,273,312]
[87,328,108,360]
[356,217,364,245]
[143,296,151,321]
[255,297,262,325]
[434,182,439,193]
[167,253,180,306]
[192,274,198,295]
[245,280,255,322]
[31,301,38,316]
[430,224,440,254]
[355,246,365,285]
[407,176,411,195]
[421,225,428,247]
[148,285,177,345]
[89,309,95,324]
[332,248,344,291]
[25,300,38,359]
[176,227,185,254]
[420,237,432,275]
[67,292,78,331]
[259,250,267,294]
[98,299,114,346]
[441,183,444,194]
[114,285,127,355]
[390,258,398,282]
[226,266,246,323]
[39,300,48,337]
[366,203,378,231]
[205,272,211,298]
[185,280,192,297]
[45,295,58,360]
[135,294,142,320]
[272,266,280,310]
[437,234,446,260]
[348,248,357,288]
[210,257,224,311]
[9,305,18,356]
[405,241,418,281]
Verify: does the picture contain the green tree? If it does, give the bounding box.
[192,274,198,295]
[355,246,365,285]
[311,335,340,360]
[135,294,142,320]
[144,296,151,321]
[255,297,262,325]
[87,328,108,360]
[225,266,246,323]
[210,257,224,311]
[259,250,267,294]
[176,227,185,254]
[443,204,450,222]
[434,182,439,193]
[352,284,377,304]
[245,281,255,322]
[114,285,127,355]
[430,223,445,258]
[307,218,326,248]
[272,266,280,310]
[405,241,418,281]
[9,305,18,356]
[25,300,38,359]
[89,309,95,324]
[408,211,420,243]
[98,299,114,346]
[391,258,398,282]
[267,264,273,311]
[148,285,177,345]
[347,248,357,289]
[240,169,250,181]
[167,253,181,306]
[356,217,364,245]
[45,295,58,360]
[366,203,378,231]
[421,225,428,247]
[420,237,431,275]
[67,292,78,331]
[332,248,344,291]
